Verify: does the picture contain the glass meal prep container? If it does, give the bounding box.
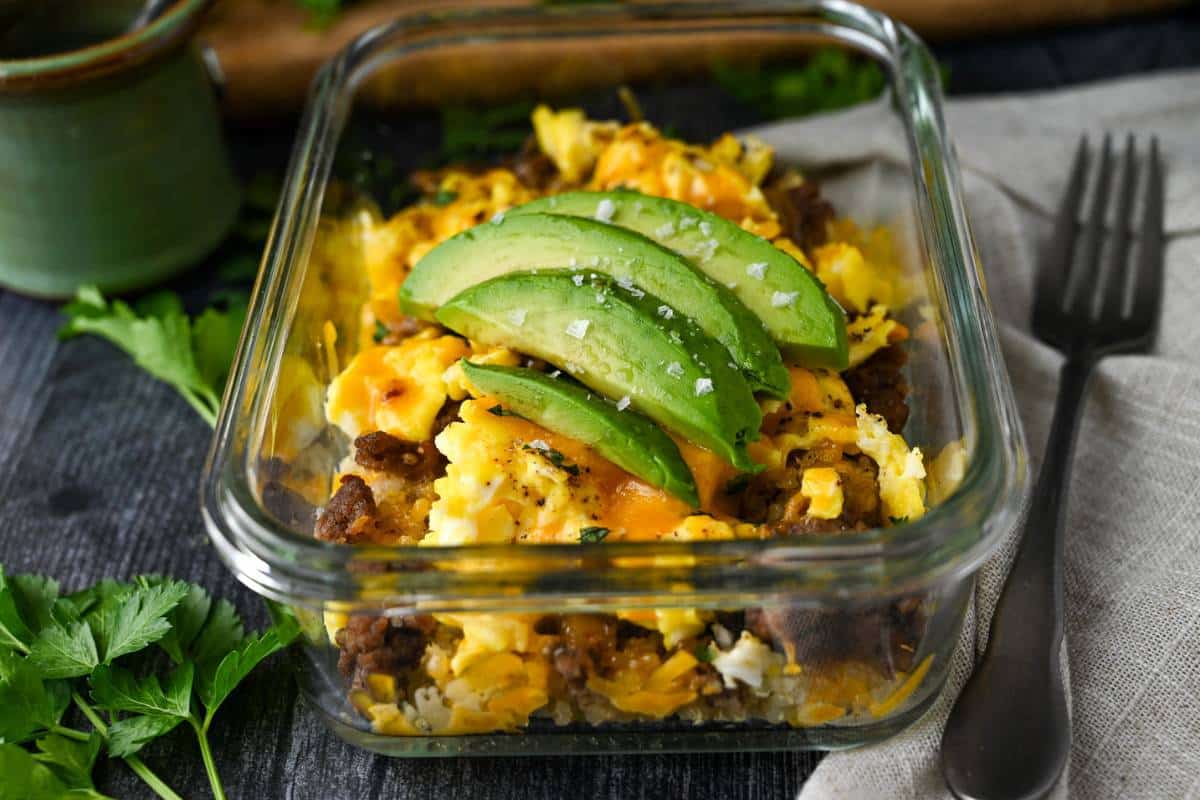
[201,1,1028,756]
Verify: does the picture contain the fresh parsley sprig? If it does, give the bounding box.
[58,287,247,429]
[0,566,300,800]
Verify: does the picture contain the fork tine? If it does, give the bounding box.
[1067,133,1114,317]
[1100,134,1138,321]
[1034,136,1089,330]
[1131,136,1165,332]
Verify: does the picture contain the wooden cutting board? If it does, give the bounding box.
[201,0,1180,118]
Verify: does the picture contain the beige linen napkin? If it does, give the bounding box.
[753,70,1200,800]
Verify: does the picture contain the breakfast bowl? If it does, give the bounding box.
[201,1,1028,756]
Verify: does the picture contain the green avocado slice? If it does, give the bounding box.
[510,191,848,369]
[400,212,789,398]
[461,361,700,507]
[436,271,763,472]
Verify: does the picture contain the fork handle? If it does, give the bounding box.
[942,355,1096,800]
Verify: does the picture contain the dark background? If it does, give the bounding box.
[1,7,1198,799]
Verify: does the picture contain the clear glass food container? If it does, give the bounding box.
[201,0,1028,756]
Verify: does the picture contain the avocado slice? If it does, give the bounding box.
[461,361,700,506]
[510,191,848,369]
[400,213,789,398]
[436,271,763,472]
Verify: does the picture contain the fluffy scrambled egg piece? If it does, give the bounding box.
[800,467,844,520]
[751,366,859,470]
[326,331,469,442]
[533,104,779,238]
[854,404,926,523]
[846,304,908,368]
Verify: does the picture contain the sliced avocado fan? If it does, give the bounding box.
[436,271,763,472]
[461,361,700,507]
[510,191,848,369]
[400,212,789,398]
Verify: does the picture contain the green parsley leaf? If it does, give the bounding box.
[439,101,534,162]
[188,598,245,666]
[9,574,61,639]
[486,404,523,418]
[62,581,127,619]
[0,742,73,800]
[27,620,98,679]
[104,715,185,759]
[372,320,388,344]
[156,583,212,665]
[579,526,609,544]
[86,580,189,664]
[0,650,71,743]
[192,295,248,395]
[694,644,715,663]
[59,287,222,427]
[89,663,194,719]
[32,733,103,792]
[889,516,909,526]
[711,48,886,120]
[197,614,299,719]
[0,565,36,652]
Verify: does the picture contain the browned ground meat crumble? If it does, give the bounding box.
[845,343,910,433]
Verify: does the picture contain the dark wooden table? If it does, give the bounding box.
[1,10,1196,798]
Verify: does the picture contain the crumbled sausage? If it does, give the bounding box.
[353,431,443,477]
[764,172,836,253]
[314,475,376,543]
[510,136,559,191]
[335,614,436,687]
[845,344,910,433]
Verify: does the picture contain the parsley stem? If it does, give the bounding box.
[72,692,108,734]
[50,724,92,742]
[73,692,185,800]
[190,716,227,800]
[125,755,186,800]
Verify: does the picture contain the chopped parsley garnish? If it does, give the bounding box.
[889,516,910,525]
[579,527,610,544]
[487,404,522,418]
[372,320,388,343]
[711,48,887,120]
[523,444,580,475]
[694,644,715,663]
[432,188,458,206]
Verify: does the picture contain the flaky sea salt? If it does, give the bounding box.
[694,377,714,396]
[507,308,527,326]
[654,221,676,238]
[616,276,645,298]
[694,239,719,261]
[746,262,768,280]
[699,220,713,237]
[572,273,584,286]
[615,395,631,411]
[565,319,590,339]
[491,212,505,224]
[527,439,550,451]
[666,362,684,378]
[771,291,799,308]
[594,198,616,222]
[657,305,674,320]
[679,216,697,230]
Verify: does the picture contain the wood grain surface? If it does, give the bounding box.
[200,0,1182,118]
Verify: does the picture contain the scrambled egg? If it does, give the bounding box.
[326,331,469,442]
[855,404,926,523]
[846,304,907,368]
[800,467,844,520]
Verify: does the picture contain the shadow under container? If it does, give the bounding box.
[201,1,1028,756]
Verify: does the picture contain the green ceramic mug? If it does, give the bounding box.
[0,0,239,298]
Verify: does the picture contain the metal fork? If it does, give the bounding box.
[940,134,1165,800]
